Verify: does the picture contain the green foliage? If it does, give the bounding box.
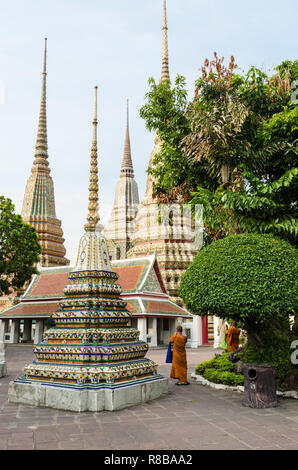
[139,75,217,202]
[203,369,244,386]
[0,196,41,295]
[242,318,292,390]
[195,353,244,386]
[140,56,298,244]
[180,233,297,323]
[195,354,235,375]
[192,165,298,243]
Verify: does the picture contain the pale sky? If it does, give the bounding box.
[0,0,297,264]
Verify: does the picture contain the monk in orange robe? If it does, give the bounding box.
[226,323,241,352]
[170,325,189,385]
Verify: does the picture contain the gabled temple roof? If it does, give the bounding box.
[0,254,191,320]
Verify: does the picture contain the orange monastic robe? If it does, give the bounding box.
[226,327,240,352]
[170,334,188,383]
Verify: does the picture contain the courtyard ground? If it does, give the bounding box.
[0,344,297,450]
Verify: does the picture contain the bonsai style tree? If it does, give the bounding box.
[0,196,41,295]
[179,234,297,384]
[180,233,297,345]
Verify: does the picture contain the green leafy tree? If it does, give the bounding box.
[0,196,42,295]
[179,234,298,386]
[140,56,298,244]
[140,75,217,202]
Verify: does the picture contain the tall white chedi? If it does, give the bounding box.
[105,99,139,260]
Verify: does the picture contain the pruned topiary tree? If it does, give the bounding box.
[179,233,298,386]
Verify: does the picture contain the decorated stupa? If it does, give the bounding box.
[8,86,168,412]
[21,38,69,267]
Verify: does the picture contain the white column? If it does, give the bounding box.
[191,315,202,348]
[9,320,20,344]
[175,317,183,328]
[23,320,32,342]
[137,317,147,343]
[170,319,176,336]
[0,341,5,362]
[151,318,158,347]
[34,320,44,344]
[213,316,220,348]
[0,320,9,342]
[0,341,6,377]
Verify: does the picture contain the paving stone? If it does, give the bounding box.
[36,442,60,450]
[2,344,298,450]
[35,430,59,443]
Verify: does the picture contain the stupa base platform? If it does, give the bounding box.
[0,362,6,377]
[8,375,168,412]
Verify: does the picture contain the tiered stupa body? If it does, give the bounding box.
[127,0,198,306]
[21,38,69,267]
[105,100,139,260]
[8,87,167,411]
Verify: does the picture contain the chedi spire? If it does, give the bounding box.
[85,86,100,232]
[161,0,170,82]
[121,99,134,177]
[74,86,112,272]
[34,37,48,164]
[105,98,140,260]
[21,38,69,267]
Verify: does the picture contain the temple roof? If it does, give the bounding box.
[0,254,191,319]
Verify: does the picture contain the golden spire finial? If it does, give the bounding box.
[161,0,170,82]
[121,98,134,177]
[85,86,100,232]
[33,37,49,166]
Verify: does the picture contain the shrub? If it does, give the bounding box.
[195,354,235,375]
[195,353,244,386]
[204,369,244,386]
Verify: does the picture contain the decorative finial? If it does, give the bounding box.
[33,37,49,166]
[85,86,100,232]
[121,98,134,177]
[161,0,170,82]
[43,37,47,75]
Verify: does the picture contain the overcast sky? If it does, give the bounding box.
[0,0,297,264]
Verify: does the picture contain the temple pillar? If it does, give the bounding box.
[0,320,9,342]
[137,317,147,343]
[213,316,220,348]
[23,320,32,342]
[151,318,158,347]
[9,320,20,344]
[190,315,202,348]
[34,320,44,344]
[175,317,183,329]
[201,316,209,345]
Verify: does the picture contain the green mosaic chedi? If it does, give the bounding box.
[21,38,69,267]
[18,86,158,388]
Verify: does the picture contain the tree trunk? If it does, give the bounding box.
[293,315,298,337]
[242,364,279,408]
[220,163,230,184]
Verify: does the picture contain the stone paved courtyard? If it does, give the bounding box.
[0,344,297,450]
